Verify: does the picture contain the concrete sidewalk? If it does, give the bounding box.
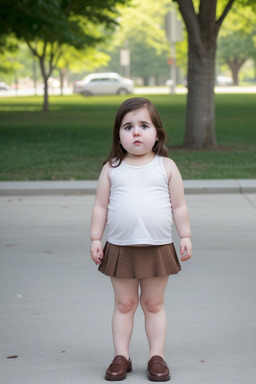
[0,179,256,196]
[0,190,256,383]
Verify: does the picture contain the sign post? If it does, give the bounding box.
[165,11,183,94]
[120,41,130,78]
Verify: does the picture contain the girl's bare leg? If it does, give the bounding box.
[140,276,169,359]
[111,277,139,359]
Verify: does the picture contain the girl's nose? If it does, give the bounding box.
[133,126,141,136]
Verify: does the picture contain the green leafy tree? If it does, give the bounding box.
[217,5,256,85]
[174,0,238,148]
[112,0,170,51]
[174,0,256,148]
[129,42,170,85]
[106,41,170,85]
[56,45,111,93]
[0,0,129,111]
[0,35,22,80]
[106,0,171,83]
[218,31,255,85]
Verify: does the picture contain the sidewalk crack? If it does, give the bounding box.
[243,194,256,210]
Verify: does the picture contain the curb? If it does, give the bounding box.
[0,179,256,196]
[183,179,256,194]
[0,181,97,196]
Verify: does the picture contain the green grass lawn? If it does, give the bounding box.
[0,93,255,180]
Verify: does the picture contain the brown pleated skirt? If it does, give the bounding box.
[98,242,181,279]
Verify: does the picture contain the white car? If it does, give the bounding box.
[216,76,233,86]
[73,73,134,96]
[0,82,10,91]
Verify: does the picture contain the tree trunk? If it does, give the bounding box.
[176,0,236,149]
[25,40,61,112]
[39,57,50,112]
[227,59,246,86]
[59,68,64,96]
[230,65,239,86]
[59,67,68,96]
[43,77,49,112]
[184,43,217,148]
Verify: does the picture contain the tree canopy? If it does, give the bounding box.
[0,0,130,110]
[217,3,256,84]
[103,0,172,84]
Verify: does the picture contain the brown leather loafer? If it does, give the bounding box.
[147,355,170,382]
[105,355,132,381]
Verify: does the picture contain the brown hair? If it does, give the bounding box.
[105,97,169,166]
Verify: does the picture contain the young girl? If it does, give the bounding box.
[90,97,192,382]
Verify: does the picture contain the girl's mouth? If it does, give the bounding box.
[133,140,142,145]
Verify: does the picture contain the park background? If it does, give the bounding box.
[0,0,256,183]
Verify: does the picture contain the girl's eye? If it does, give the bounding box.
[142,124,149,129]
[124,125,132,131]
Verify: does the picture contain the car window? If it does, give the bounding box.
[101,78,119,82]
[88,76,120,83]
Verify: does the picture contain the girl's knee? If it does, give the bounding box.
[116,296,139,314]
[140,296,163,314]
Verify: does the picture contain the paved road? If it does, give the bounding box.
[1,85,256,98]
[0,192,256,383]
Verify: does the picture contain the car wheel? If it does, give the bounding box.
[117,88,128,95]
[82,91,91,96]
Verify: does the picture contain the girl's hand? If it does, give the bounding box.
[90,240,104,265]
[180,237,192,262]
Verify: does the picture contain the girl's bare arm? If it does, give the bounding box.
[164,158,192,261]
[90,163,111,265]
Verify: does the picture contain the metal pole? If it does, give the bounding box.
[124,41,130,78]
[170,11,176,94]
[170,42,176,94]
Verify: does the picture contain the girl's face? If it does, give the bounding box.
[119,107,158,159]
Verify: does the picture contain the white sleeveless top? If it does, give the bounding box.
[106,155,173,246]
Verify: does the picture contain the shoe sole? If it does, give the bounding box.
[148,374,170,382]
[105,366,132,381]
